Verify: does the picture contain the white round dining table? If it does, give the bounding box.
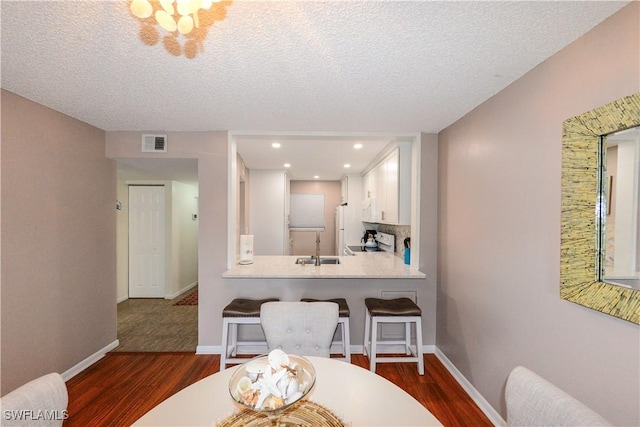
[132,356,443,426]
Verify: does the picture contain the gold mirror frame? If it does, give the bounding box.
[561,92,640,324]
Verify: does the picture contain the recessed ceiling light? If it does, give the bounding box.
[354,143,363,149]
[314,175,320,179]
[284,163,291,168]
[272,142,281,148]
[344,163,351,168]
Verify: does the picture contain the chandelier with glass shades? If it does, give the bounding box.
[130,0,219,35]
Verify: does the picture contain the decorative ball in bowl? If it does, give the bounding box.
[228,349,316,422]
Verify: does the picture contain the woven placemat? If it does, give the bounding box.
[217,400,344,427]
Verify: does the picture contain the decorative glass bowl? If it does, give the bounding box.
[228,351,316,425]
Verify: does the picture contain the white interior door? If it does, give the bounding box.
[129,185,165,298]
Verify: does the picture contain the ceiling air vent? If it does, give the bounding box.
[141,134,167,153]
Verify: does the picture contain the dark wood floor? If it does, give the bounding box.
[63,352,493,427]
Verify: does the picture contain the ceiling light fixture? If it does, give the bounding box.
[314,175,320,179]
[130,0,217,35]
[344,164,351,168]
[129,0,230,58]
[284,163,291,168]
[272,142,281,148]
[354,143,363,149]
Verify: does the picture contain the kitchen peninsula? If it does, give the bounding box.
[223,252,425,279]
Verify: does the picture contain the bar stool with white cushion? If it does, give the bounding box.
[301,298,351,362]
[220,297,279,370]
[363,297,424,375]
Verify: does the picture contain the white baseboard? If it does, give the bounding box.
[61,339,120,382]
[196,345,220,354]
[423,344,436,354]
[434,347,505,426]
[165,281,198,300]
[117,281,198,302]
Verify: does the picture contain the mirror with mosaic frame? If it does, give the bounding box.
[561,92,640,324]
[600,127,640,290]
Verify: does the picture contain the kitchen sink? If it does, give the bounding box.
[295,257,341,265]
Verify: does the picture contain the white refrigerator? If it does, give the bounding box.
[335,205,364,255]
[335,206,345,255]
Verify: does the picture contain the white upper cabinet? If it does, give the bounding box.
[341,174,362,206]
[363,168,377,199]
[363,143,411,225]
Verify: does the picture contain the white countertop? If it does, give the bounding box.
[222,253,426,279]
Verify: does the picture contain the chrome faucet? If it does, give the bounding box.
[315,230,321,266]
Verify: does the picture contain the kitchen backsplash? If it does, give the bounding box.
[378,224,411,257]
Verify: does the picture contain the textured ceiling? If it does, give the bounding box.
[1,1,629,181]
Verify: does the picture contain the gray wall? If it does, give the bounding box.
[437,4,639,425]
[1,90,117,393]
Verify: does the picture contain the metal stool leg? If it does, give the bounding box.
[220,318,230,370]
[369,316,378,372]
[230,322,238,356]
[363,309,371,357]
[415,317,424,375]
[405,322,411,355]
[338,320,346,356]
[343,317,351,363]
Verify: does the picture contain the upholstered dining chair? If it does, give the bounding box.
[1,372,68,427]
[260,301,339,358]
[505,366,611,426]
